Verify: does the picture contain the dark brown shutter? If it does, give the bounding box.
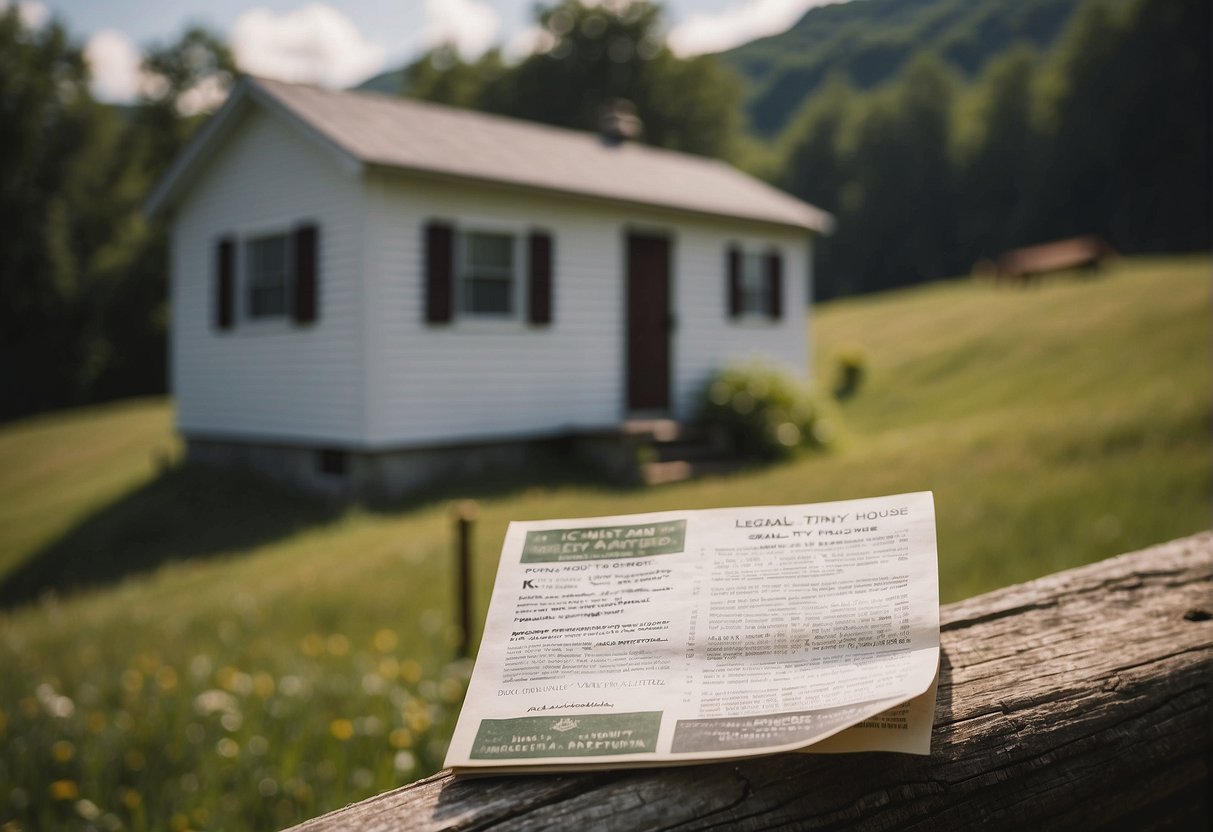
[293,223,319,325]
[727,245,742,319]
[766,250,783,320]
[425,221,454,324]
[528,230,553,325]
[215,237,235,331]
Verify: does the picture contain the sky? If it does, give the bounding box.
[7,0,841,108]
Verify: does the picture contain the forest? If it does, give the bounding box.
[1,0,1209,420]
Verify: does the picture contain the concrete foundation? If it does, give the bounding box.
[184,431,648,499]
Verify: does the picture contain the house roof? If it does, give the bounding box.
[145,76,833,233]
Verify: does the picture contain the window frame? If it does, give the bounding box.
[737,250,769,318]
[242,231,293,323]
[454,226,524,323]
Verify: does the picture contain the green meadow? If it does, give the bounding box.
[1,255,1208,831]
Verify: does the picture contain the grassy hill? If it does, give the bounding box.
[1,255,1208,830]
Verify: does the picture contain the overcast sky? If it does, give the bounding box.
[7,0,841,107]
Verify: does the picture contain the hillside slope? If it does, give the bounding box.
[0,256,1207,831]
[723,0,1084,135]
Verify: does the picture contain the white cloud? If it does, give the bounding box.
[0,0,48,30]
[668,0,839,57]
[420,0,500,61]
[231,3,386,88]
[504,24,553,62]
[84,28,143,103]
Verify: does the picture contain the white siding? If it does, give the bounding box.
[672,220,810,419]
[171,109,367,444]
[361,174,811,447]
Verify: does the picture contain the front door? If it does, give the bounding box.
[626,233,671,412]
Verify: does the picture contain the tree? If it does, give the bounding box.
[403,1,743,160]
[0,7,118,416]
[953,46,1040,263]
[820,53,961,295]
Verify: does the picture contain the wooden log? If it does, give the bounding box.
[287,533,1213,831]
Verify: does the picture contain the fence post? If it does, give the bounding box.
[453,500,477,658]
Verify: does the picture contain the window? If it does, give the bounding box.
[728,245,782,321]
[738,252,768,316]
[460,231,516,317]
[425,221,552,326]
[246,234,290,319]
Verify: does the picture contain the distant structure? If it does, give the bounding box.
[994,235,1118,283]
[144,76,833,496]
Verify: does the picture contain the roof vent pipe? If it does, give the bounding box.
[599,99,641,146]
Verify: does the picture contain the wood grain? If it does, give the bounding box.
[286,533,1213,831]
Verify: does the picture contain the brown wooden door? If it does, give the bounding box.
[626,233,671,411]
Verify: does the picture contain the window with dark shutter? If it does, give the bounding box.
[528,230,553,325]
[727,245,742,319]
[293,223,319,325]
[425,221,454,324]
[766,250,783,320]
[215,237,235,331]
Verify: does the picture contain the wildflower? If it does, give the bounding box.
[400,660,422,684]
[87,711,106,734]
[52,740,75,763]
[156,665,179,692]
[394,750,416,773]
[215,737,239,758]
[326,634,350,656]
[405,709,431,734]
[193,689,239,716]
[300,634,325,657]
[329,718,354,741]
[217,666,252,695]
[50,780,79,801]
[377,657,399,679]
[389,728,413,748]
[121,787,141,810]
[439,678,463,703]
[252,672,275,698]
[76,799,101,820]
[372,629,398,652]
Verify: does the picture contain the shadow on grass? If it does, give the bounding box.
[0,464,345,608]
[0,447,640,610]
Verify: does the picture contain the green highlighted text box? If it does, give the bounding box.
[522,520,686,562]
[470,712,662,760]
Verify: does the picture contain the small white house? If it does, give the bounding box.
[146,76,833,495]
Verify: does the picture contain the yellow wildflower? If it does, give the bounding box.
[372,629,398,652]
[329,718,354,741]
[156,665,179,692]
[50,780,78,801]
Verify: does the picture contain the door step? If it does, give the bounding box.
[622,421,746,485]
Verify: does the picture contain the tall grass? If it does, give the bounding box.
[1,256,1208,830]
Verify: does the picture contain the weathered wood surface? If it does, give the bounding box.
[288,533,1213,831]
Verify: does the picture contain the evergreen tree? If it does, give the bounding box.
[953,46,1039,263]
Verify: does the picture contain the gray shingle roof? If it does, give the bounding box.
[151,76,833,233]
